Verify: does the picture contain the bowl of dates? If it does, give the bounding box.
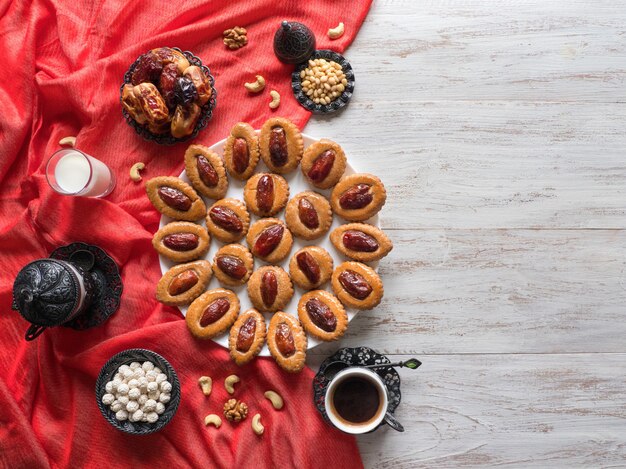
[121,47,217,145]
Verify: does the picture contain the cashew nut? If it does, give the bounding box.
[328,22,345,40]
[263,390,284,410]
[224,375,240,395]
[244,75,266,93]
[204,414,222,428]
[251,413,264,435]
[59,136,76,147]
[198,376,212,396]
[129,162,145,182]
[268,90,280,109]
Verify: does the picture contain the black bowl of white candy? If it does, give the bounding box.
[96,348,181,434]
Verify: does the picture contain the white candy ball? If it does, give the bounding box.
[128,379,139,388]
[155,402,165,415]
[142,361,155,372]
[122,369,134,380]
[160,381,172,393]
[129,362,141,370]
[137,395,148,406]
[146,370,158,382]
[132,369,145,379]
[126,400,139,413]
[118,365,130,374]
[113,373,123,382]
[110,401,123,413]
[105,382,114,394]
[102,393,115,405]
[147,382,158,393]
[155,373,167,384]
[148,391,160,400]
[146,412,159,424]
[115,410,129,421]
[158,393,171,404]
[111,378,122,390]
[118,395,130,405]
[128,388,141,400]
[117,383,129,395]
[144,399,157,412]
[132,409,144,422]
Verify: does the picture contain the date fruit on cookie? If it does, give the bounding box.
[247,266,294,313]
[206,198,250,243]
[330,223,393,262]
[152,222,210,263]
[186,288,240,339]
[223,122,260,180]
[243,173,289,217]
[156,260,212,306]
[301,139,346,189]
[247,218,293,264]
[331,173,387,222]
[259,117,303,174]
[184,144,228,200]
[331,261,384,310]
[289,246,333,290]
[212,244,254,286]
[298,290,347,341]
[267,312,307,373]
[229,309,267,366]
[284,191,332,240]
[146,176,206,221]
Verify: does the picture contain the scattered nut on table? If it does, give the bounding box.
[204,414,222,428]
[59,136,76,147]
[198,376,212,396]
[263,390,284,410]
[223,399,248,422]
[251,413,264,435]
[328,22,345,40]
[223,26,248,50]
[129,162,145,182]
[269,90,280,109]
[224,374,240,394]
[244,75,266,93]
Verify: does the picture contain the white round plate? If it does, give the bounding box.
[159,132,379,356]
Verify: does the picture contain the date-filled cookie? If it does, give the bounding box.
[289,246,333,290]
[330,223,393,263]
[146,176,206,221]
[229,309,267,366]
[206,198,250,244]
[223,122,260,180]
[156,260,212,306]
[267,312,307,373]
[246,218,293,264]
[301,139,346,189]
[186,288,240,339]
[152,222,210,263]
[212,244,254,286]
[243,173,289,217]
[297,290,347,341]
[331,261,384,310]
[330,173,387,222]
[259,117,303,174]
[184,144,228,200]
[247,266,294,313]
[285,191,332,240]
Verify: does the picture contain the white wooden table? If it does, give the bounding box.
[305,1,626,467]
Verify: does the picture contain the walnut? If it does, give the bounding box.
[223,27,248,50]
[223,399,248,422]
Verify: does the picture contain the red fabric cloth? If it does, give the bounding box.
[0,1,372,467]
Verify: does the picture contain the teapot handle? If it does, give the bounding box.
[25,324,46,341]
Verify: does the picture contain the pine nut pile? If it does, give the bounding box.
[299,59,348,105]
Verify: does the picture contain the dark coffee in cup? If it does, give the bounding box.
[325,368,389,433]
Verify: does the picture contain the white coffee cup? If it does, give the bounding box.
[324,367,389,434]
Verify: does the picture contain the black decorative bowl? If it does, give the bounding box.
[120,48,217,145]
[291,50,355,114]
[96,349,181,434]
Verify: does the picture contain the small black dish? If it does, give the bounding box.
[313,346,401,431]
[291,50,355,114]
[50,242,122,330]
[96,349,181,435]
[120,47,217,145]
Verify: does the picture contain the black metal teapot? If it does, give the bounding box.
[12,251,96,340]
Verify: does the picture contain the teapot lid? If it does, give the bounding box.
[12,259,80,327]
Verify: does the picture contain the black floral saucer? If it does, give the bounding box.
[50,242,122,330]
[313,346,401,429]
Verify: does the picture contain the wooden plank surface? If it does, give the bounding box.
[305,0,626,467]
